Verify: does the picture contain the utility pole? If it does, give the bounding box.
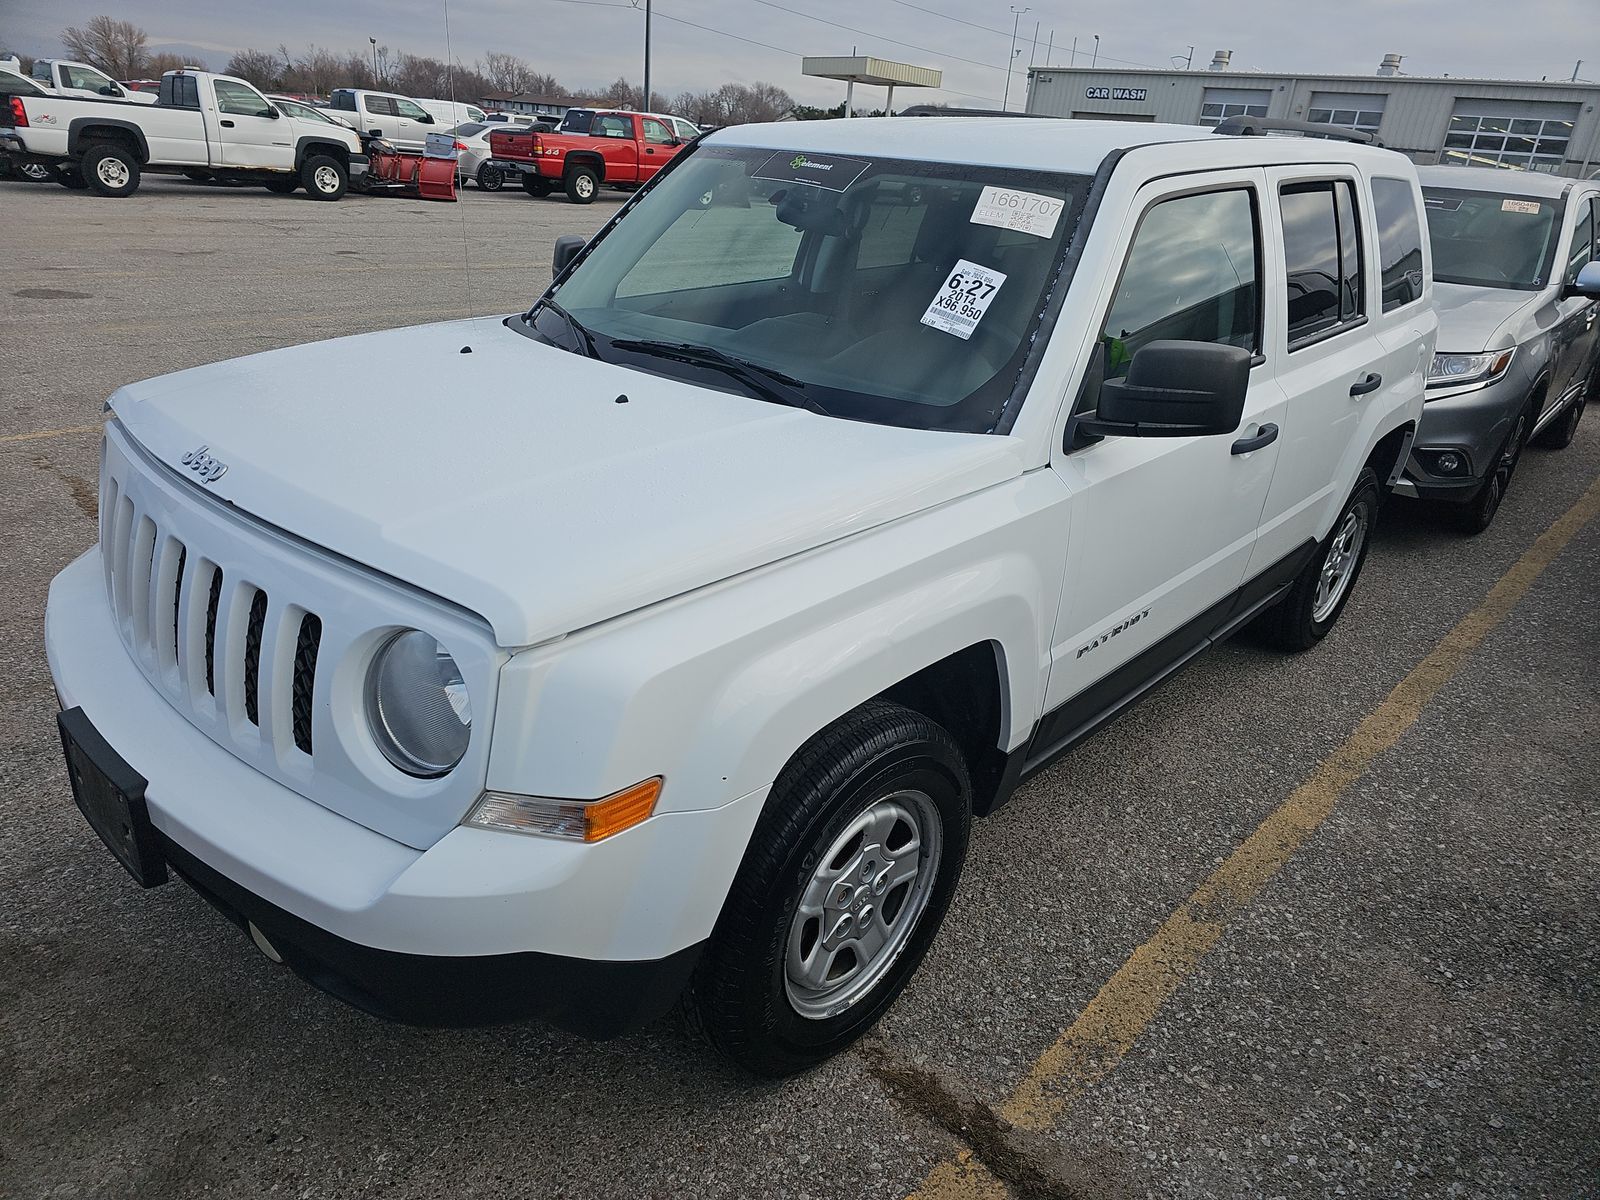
[1572,59,1583,82]
[1045,30,1053,65]
[1186,45,1195,70]
[1030,21,1039,68]
[642,0,652,110]
[1091,35,1100,69]
[1003,6,1030,112]
[369,36,378,86]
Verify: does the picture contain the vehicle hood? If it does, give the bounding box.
[109,317,1024,647]
[1432,282,1547,352]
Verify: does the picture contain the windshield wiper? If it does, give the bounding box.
[607,338,831,417]
[534,297,599,359]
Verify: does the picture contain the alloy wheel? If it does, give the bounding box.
[784,790,942,1020]
[1312,505,1369,623]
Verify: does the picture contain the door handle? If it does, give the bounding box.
[1349,372,1382,396]
[1231,422,1279,455]
[219,119,235,128]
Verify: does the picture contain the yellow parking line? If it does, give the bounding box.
[908,471,1600,1197]
[0,423,102,446]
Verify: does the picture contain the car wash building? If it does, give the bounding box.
[1024,52,1600,177]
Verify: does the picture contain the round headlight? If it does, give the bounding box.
[365,629,472,777]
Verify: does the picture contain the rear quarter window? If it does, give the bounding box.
[1371,177,1425,311]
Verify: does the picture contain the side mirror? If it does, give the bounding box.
[1078,341,1251,438]
[266,107,280,119]
[419,113,435,124]
[1566,260,1600,299]
[552,234,586,277]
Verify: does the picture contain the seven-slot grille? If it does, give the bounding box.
[101,467,324,760]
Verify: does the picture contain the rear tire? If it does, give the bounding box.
[565,165,599,204]
[476,163,505,191]
[263,175,299,194]
[686,700,971,1077]
[1255,467,1380,652]
[82,143,140,197]
[300,154,347,201]
[521,173,553,198]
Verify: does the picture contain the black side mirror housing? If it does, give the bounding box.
[1564,260,1600,299]
[1078,341,1252,438]
[552,234,586,277]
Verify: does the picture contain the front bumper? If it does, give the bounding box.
[1400,371,1531,502]
[46,547,768,1032]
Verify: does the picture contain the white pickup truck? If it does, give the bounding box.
[46,116,1431,1076]
[31,58,158,105]
[1,68,367,198]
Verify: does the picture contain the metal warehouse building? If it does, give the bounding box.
[1025,52,1600,177]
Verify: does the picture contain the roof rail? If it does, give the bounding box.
[899,105,1060,119]
[1212,116,1384,147]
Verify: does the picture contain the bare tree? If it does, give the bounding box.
[224,49,282,89]
[483,51,536,94]
[145,52,188,77]
[61,15,149,78]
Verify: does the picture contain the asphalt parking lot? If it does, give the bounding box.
[2,175,1597,1200]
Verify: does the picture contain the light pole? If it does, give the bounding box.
[369,36,378,86]
[642,0,651,110]
[1002,6,1029,112]
[1091,35,1100,69]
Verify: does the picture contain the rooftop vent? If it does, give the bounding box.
[1209,50,1232,72]
[1377,53,1404,76]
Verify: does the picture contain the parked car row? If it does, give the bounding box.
[40,114,1597,1082]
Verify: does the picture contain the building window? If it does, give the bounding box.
[1199,88,1271,127]
[1443,111,1575,172]
[1306,93,1386,137]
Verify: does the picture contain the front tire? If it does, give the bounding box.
[82,143,140,197]
[687,700,971,1077]
[1255,467,1380,652]
[301,154,347,201]
[1455,405,1529,534]
[565,165,599,204]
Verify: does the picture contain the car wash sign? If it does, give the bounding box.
[1085,86,1147,102]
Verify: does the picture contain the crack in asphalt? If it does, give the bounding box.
[858,1040,1084,1200]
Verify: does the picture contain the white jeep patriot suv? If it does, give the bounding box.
[47,116,1433,1076]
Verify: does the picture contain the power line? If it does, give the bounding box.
[747,0,1010,73]
[884,0,1159,68]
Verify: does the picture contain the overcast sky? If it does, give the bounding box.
[4,0,1597,108]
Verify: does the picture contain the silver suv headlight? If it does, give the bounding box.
[364,629,473,777]
[1426,349,1515,392]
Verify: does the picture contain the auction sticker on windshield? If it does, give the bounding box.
[970,185,1064,238]
[921,260,1007,340]
[1502,199,1543,215]
[752,151,872,192]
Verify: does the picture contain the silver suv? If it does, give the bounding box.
[1398,167,1600,532]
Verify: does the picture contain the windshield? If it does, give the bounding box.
[528,144,1089,432]
[1423,185,1562,290]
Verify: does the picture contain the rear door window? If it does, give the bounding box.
[1280,180,1365,347]
[1371,177,1425,312]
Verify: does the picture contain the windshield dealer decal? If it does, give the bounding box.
[751,151,872,192]
[1501,199,1542,215]
[970,185,1064,238]
[921,260,1007,340]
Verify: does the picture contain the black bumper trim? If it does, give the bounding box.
[158,831,704,1038]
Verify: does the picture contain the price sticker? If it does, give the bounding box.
[971,185,1065,238]
[1502,198,1542,215]
[920,259,1007,340]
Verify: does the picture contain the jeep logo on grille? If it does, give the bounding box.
[180,445,228,485]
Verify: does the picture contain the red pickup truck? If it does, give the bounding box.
[487,110,689,203]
